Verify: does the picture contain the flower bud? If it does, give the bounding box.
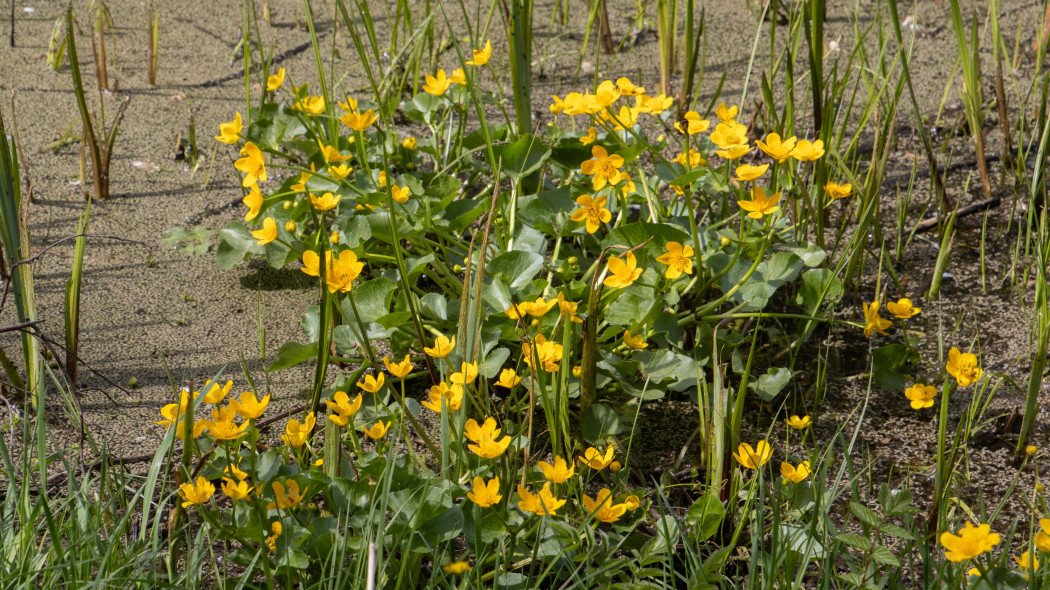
[1027,445,1038,456]
[567,256,579,266]
[609,461,622,473]
[283,201,293,210]
[720,236,730,247]
[572,366,582,378]
[285,221,296,232]
[330,231,340,244]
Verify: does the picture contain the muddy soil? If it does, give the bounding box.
[0,0,1048,538]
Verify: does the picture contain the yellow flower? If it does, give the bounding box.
[391,185,410,204]
[443,561,472,575]
[715,102,738,124]
[734,164,769,183]
[655,241,694,279]
[402,136,417,150]
[357,373,385,394]
[515,297,557,318]
[825,181,853,200]
[228,390,268,417]
[570,194,611,234]
[737,187,781,220]
[338,97,359,112]
[468,432,511,459]
[377,171,388,187]
[904,384,936,410]
[733,440,772,469]
[423,69,453,95]
[221,478,253,501]
[317,141,352,163]
[215,112,242,144]
[267,480,308,510]
[451,362,479,385]
[578,446,615,470]
[235,142,267,187]
[495,368,521,388]
[341,109,378,132]
[635,93,673,114]
[179,477,215,508]
[422,382,463,413]
[266,68,285,91]
[946,347,983,388]
[780,461,811,483]
[582,488,628,523]
[325,391,363,418]
[580,145,624,191]
[243,184,263,221]
[786,415,811,430]
[328,163,353,181]
[1016,551,1040,577]
[940,521,1001,562]
[300,249,364,293]
[572,365,582,378]
[206,417,249,441]
[384,355,413,378]
[309,192,341,212]
[449,68,467,85]
[517,483,566,516]
[225,463,248,481]
[675,149,705,168]
[862,301,892,338]
[623,329,648,350]
[293,95,325,114]
[755,133,797,163]
[424,334,455,358]
[710,122,748,149]
[674,111,710,135]
[466,39,492,66]
[580,126,597,145]
[281,412,316,448]
[361,421,392,440]
[537,456,576,483]
[885,298,920,319]
[715,143,753,160]
[603,251,643,289]
[252,217,278,245]
[464,417,501,444]
[201,380,233,404]
[791,139,825,161]
[291,164,314,193]
[601,105,639,130]
[1036,520,1050,552]
[466,476,502,508]
[549,94,567,114]
[1028,445,1038,456]
[521,334,563,372]
[624,495,641,510]
[616,77,645,96]
[266,521,282,551]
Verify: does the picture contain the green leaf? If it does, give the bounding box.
[418,292,447,321]
[162,226,211,256]
[849,501,881,529]
[778,524,825,559]
[216,222,263,270]
[604,288,656,327]
[797,268,843,316]
[486,251,544,290]
[342,278,397,323]
[269,341,316,371]
[836,533,872,551]
[333,215,372,248]
[300,306,320,342]
[685,495,726,541]
[748,367,792,401]
[581,404,623,444]
[491,134,550,180]
[412,506,464,550]
[869,546,900,567]
[872,344,918,391]
[786,242,827,267]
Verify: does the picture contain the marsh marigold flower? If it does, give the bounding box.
[734,440,772,469]
[309,192,341,212]
[580,126,597,145]
[570,194,612,234]
[756,133,797,163]
[202,380,233,404]
[294,95,325,114]
[391,185,410,204]
[940,522,1000,562]
[222,478,253,501]
[656,242,694,279]
[357,373,385,394]
[580,145,624,191]
[252,217,278,245]
[206,416,249,441]
[495,368,521,388]
[636,93,673,114]
[328,163,352,181]
[468,431,511,459]
[715,103,738,124]
[402,136,417,150]
[791,139,825,161]
[579,446,615,470]
[675,149,705,168]
[467,477,502,507]
[422,382,463,413]
[886,298,921,319]
[325,391,363,419]
[735,164,769,183]
[710,122,748,150]
[443,561,472,575]
[266,521,282,551]
[179,477,215,508]
[623,329,648,350]
[361,421,391,440]
[317,141,351,163]
[300,250,364,293]
[466,40,492,66]
[242,184,263,221]
[281,413,315,448]
[521,334,563,372]
[464,417,501,443]
[235,142,267,187]
[266,68,285,92]
[904,383,937,409]
[1036,519,1050,552]
[341,109,377,132]
[616,77,645,96]
[946,347,983,387]
[674,111,710,135]
[423,70,454,95]
[215,112,242,144]
[825,181,853,200]
[537,456,576,483]
[583,488,628,523]
[424,334,455,358]
[780,461,811,483]
[268,480,308,510]
[786,415,811,430]
[384,355,413,378]
[604,251,643,289]
[517,483,566,516]
[737,187,781,220]
[862,301,892,338]
[716,143,753,160]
